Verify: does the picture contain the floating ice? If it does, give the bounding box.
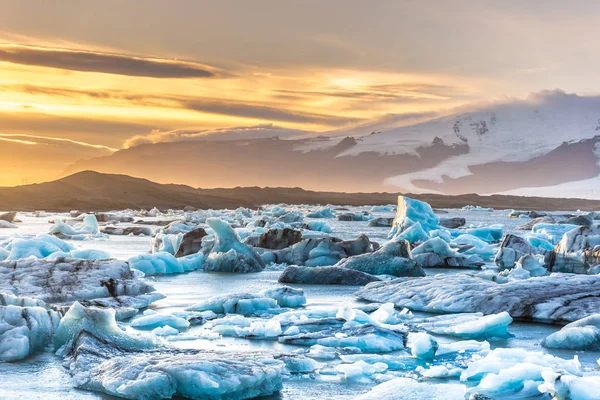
[202,218,265,273]
[264,234,373,267]
[533,223,579,245]
[333,239,425,277]
[2,233,75,260]
[556,225,600,253]
[279,355,320,373]
[131,313,190,330]
[55,302,284,399]
[388,196,439,240]
[357,274,600,323]
[417,312,512,340]
[303,221,333,233]
[151,232,183,255]
[451,225,503,243]
[128,252,204,275]
[370,303,412,325]
[543,314,600,350]
[0,258,163,317]
[279,265,381,285]
[306,207,335,218]
[538,371,600,400]
[356,377,466,400]
[187,293,279,315]
[279,324,407,353]
[335,360,388,380]
[48,214,101,239]
[410,332,438,360]
[461,348,582,398]
[260,286,306,308]
[0,220,17,229]
[0,295,61,362]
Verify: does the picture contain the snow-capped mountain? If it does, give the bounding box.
[63,91,600,198]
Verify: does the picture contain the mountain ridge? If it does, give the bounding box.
[2,171,600,212]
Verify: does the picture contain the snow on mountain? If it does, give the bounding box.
[333,90,600,193]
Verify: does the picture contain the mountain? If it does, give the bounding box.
[62,91,600,198]
[0,171,249,211]
[2,171,600,212]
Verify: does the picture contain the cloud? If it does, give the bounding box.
[0,110,166,148]
[123,124,308,148]
[0,43,222,78]
[0,83,358,126]
[0,133,118,151]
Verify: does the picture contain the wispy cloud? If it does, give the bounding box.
[0,133,118,151]
[123,124,308,148]
[0,43,223,78]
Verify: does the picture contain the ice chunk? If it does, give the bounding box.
[333,240,425,277]
[543,314,600,350]
[202,218,265,273]
[264,234,373,267]
[260,286,306,308]
[370,303,412,325]
[461,348,582,383]
[187,293,280,315]
[151,232,183,255]
[55,303,284,399]
[533,223,579,245]
[410,332,438,360]
[152,326,180,336]
[0,258,163,317]
[539,371,600,400]
[0,220,17,229]
[556,225,600,253]
[279,265,381,285]
[129,251,204,275]
[306,207,335,218]
[48,214,100,238]
[357,274,600,323]
[335,360,388,380]
[279,355,319,373]
[0,296,61,361]
[357,377,466,400]
[417,312,512,340]
[279,324,407,352]
[303,220,333,233]
[47,248,112,260]
[419,365,462,379]
[450,234,497,261]
[3,233,75,260]
[388,196,440,240]
[307,344,338,359]
[131,313,190,330]
[452,225,503,243]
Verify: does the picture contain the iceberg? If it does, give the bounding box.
[333,240,425,277]
[186,293,280,315]
[278,265,381,285]
[538,371,600,400]
[0,295,61,362]
[356,377,466,400]
[555,225,600,253]
[55,303,284,400]
[2,233,75,260]
[263,234,374,267]
[416,312,512,340]
[0,257,163,317]
[335,360,387,380]
[131,312,191,330]
[409,332,438,360]
[305,207,335,218]
[461,348,582,398]
[128,252,204,275]
[260,286,306,308]
[356,274,600,323]
[174,227,208,257]
[279,324,407,352]
[543,314,600,350]
[388,196,440,240]
[48,214,101,239]
[202,218,265,273]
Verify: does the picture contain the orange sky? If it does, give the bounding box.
[1,0,600,185]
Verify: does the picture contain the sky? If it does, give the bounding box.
[1,0,600,185]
